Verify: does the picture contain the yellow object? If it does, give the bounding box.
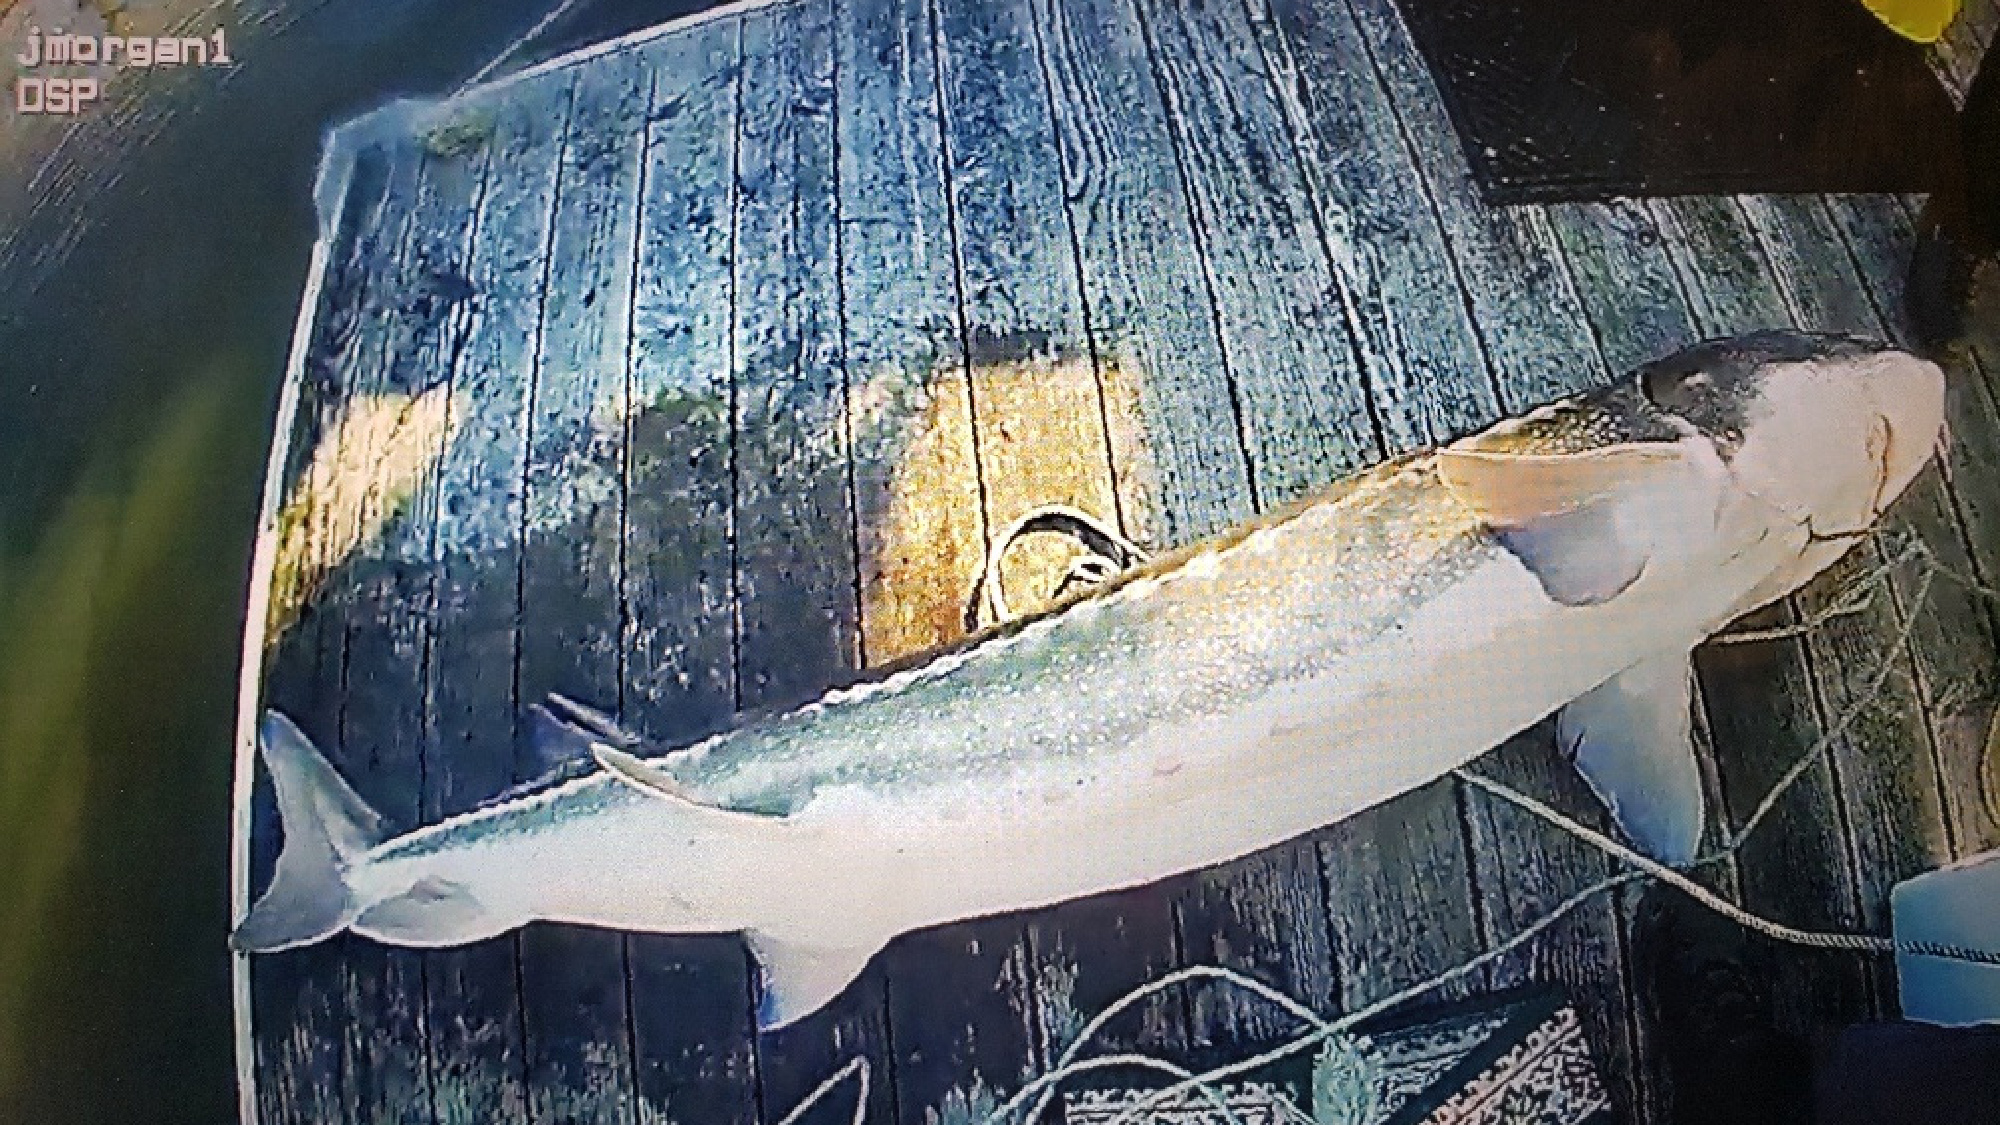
[1860,0,1963,43]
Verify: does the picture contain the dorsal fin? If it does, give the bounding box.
[524,703,600,775]
[592,743,699,802]
[544,693,641,747]
[591,744,776,826]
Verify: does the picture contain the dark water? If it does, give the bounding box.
[0,2,713,1120]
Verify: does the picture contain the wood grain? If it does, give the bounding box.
[900,0,1141,1114]
[1129,0,1380,503]
[1253,0,1498,446]
[330,127,494,1125]
[419,75,576,1125]
[1641,193,1880,1030]
[253,135,423,1125]
[836,0,985,668]
[1336,0,1604,408]
[617,18,768,1125]
[1030,0,1254,549]
[1324,4,1655,1111]
[513,46,653,1125]
[730,4,902,1123]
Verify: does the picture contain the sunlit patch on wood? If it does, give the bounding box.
[265,383,454,651]
[1093,348,1167,553]
[850,357,985,664]
[966,349,1122,620]
[855,348,1158,663]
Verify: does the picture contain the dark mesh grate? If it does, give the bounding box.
[1394,0,1961,204]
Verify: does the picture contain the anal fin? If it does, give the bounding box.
[1558,653,1705,865]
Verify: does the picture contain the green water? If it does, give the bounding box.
[0,2,717,1119]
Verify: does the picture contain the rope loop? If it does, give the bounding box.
[964,505,1151,632]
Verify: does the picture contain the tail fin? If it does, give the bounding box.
[232,711,388,953]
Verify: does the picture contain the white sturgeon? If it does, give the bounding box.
[235,330,1947,1029]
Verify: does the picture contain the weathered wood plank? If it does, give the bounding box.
[620,23,741,781]
[1117,0,1368,1057]
[1312,777,1482,1019]
[253,135,423,1125]
[1638,193,1879,1027]
[1323,9,1653,1109]
[1258,0,1542,1065]
[1934,17,1977,102]
[901,0,1174,1115]
[835,0,985,668]
[514,47,653,1125]
[1833,193,2000,858]
[733,0,862,713]
[1030,0,1253,549]
[616,19,766,1125]
[826,0,986,1118]
[1253,0,1499,445]
[421,75,576,1125]
[1012,0,1229,1081]
[1547,201,1700,374]
[331,126,498,1125]
[1743,195,1956,945]
[1032,0,1337,1059]
[1457,728,1641,1114]
[1168,842,1335,1048]
[1942,0,2000,97]
[726,4,900,1124]
[935,0,1118,610]
[1130,0,1381,502]
[1335,0,1603,407]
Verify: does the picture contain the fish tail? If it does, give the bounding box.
[231,711,388,953]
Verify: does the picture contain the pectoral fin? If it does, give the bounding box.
[748,930,881,1031]
[1558,655,1705,865]
[1490,504,1650,606]
[1437,443,1686,524]
[1438,443,1692,607]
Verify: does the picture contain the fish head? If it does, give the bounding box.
[1638,330,1946,592]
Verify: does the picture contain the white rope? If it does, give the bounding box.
[1730,567,1934,846]
[1083,873,1649,1125]
[771,1056,870,1125]
[1456,561,2000,969]
[964,506,1151,631]
[1016,964,1332,1124]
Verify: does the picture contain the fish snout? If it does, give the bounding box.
[1868,350,1949,509]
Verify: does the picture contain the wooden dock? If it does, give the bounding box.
[233,0,2000,1122]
